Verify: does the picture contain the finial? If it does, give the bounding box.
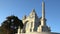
[32,8,35,13]
[23,14,26,20]
[42,0,45,18]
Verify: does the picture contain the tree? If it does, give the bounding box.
[1,15,23,34]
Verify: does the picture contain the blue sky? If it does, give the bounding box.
[0,0,60,33]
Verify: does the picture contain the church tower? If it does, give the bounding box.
[16,0,60,34]
[41,0,46,26]
[22,9,39,33]
[17,0,51,33]
[37,0,51,32]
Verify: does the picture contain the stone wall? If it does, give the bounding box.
[16,32,60,34]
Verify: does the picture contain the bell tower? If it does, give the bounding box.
[41,0,46,26]
[37,0,51,32]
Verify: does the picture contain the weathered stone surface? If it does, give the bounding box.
[16,32,60,34]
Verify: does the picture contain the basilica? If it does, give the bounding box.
[16,0,60,34]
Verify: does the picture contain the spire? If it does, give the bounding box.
[42,0,45,19]
[32,9,35,12]
[30,9,36,16]
[31,9,36,14]
[29,9,38,18]
[23,14,26,20]
[41,0,46,26]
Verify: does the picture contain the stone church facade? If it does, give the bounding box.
[22,9,50,33]
[16,0,60,34]
[21,0,50,33]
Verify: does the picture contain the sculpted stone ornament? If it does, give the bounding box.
[16,0,60,34]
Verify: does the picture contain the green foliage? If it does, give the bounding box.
[1,15,23,34]
[0,27,6,34]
